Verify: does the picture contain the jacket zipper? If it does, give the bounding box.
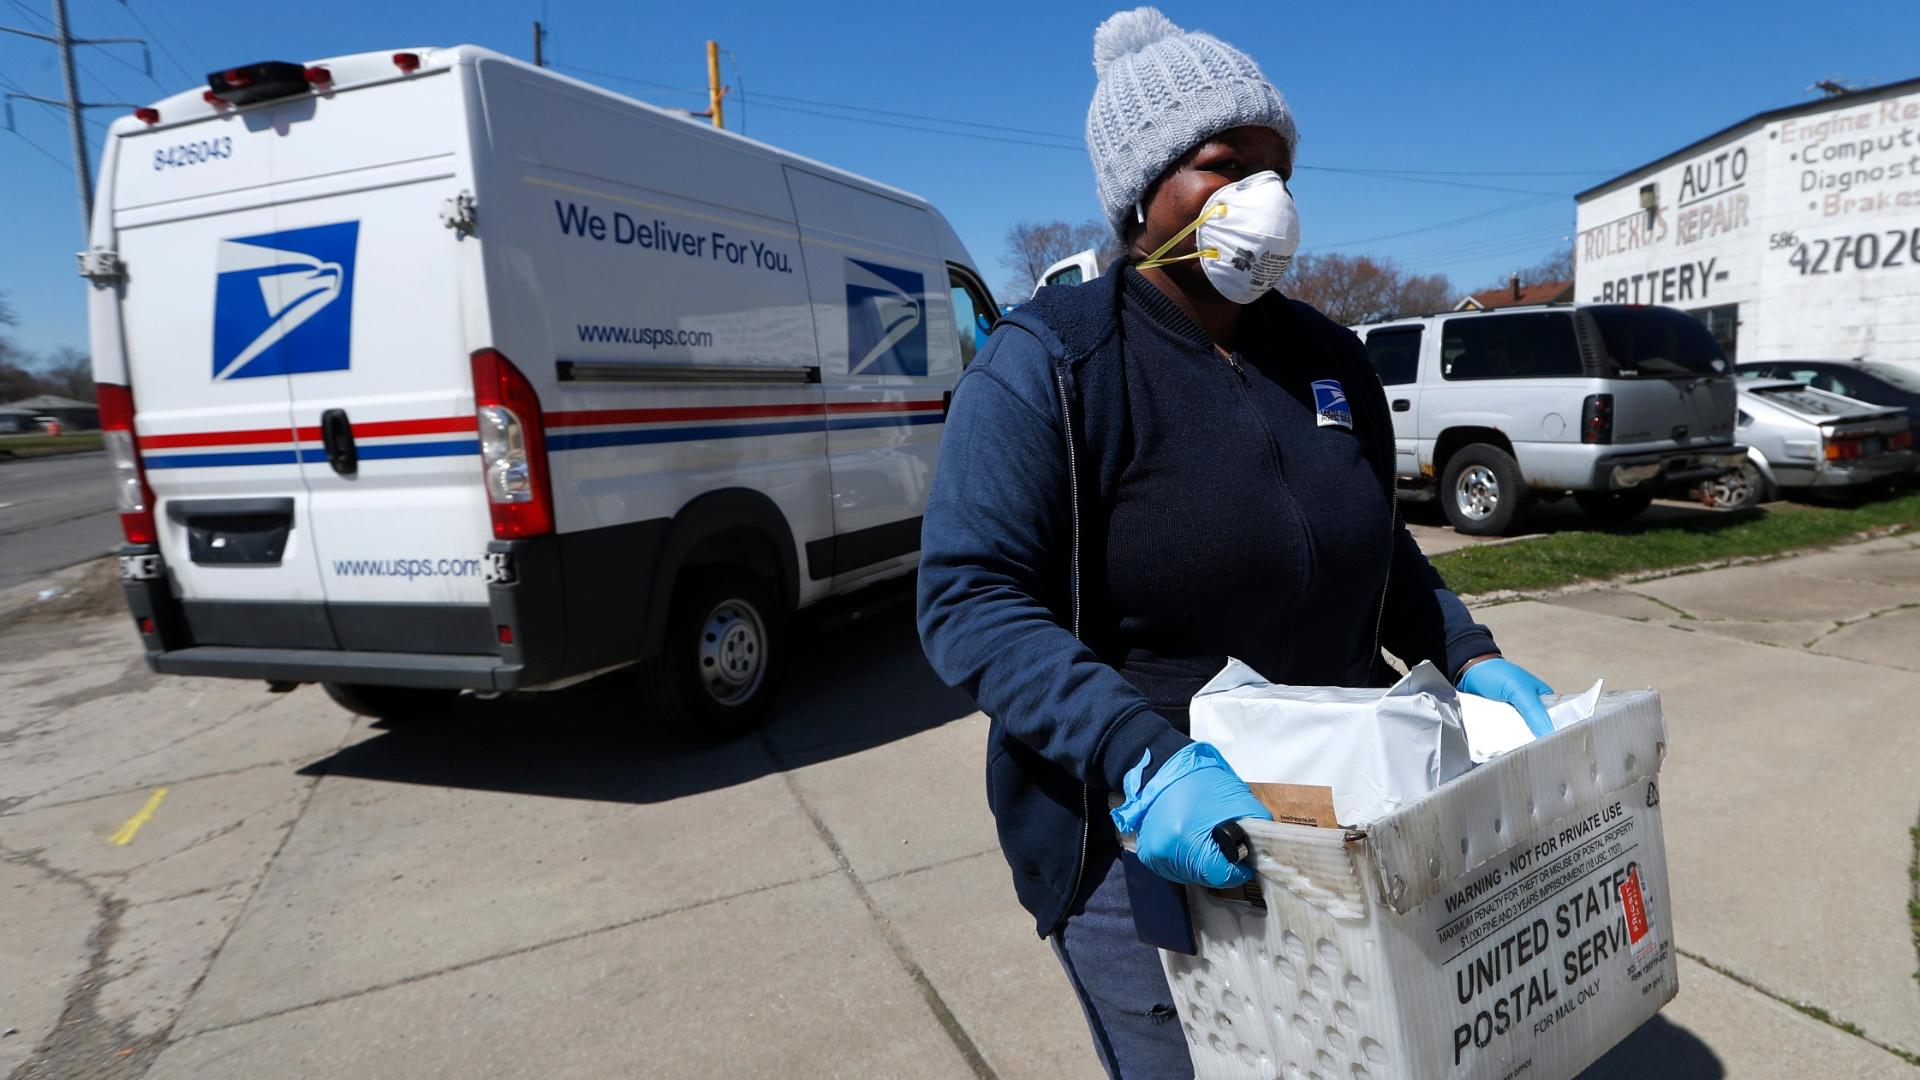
[1371,371,1397,664]
[1056,367,1090,923]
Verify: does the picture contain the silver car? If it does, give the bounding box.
[1699,378,1916,509]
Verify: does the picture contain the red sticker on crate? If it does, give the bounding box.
[1619,866,1653,961]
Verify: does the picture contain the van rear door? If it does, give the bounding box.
[1584,306,1737,448]
[112,117,335,644]
[267,74,494,650]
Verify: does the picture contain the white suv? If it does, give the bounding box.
[1351,304,1746,535]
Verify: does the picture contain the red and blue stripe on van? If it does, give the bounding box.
[136,400,945,469]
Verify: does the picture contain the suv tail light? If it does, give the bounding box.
[470,349,554,538]
[97,383,157,544]
[1891,429,1913,452]
[1581,393,1614,445]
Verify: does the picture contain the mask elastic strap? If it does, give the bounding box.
[1135,203,1227,271]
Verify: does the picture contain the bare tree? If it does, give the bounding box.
[1478,244,1576,294]
[1000,219,1110,298]
[1286,253,1453,325]
[34,346,93,400]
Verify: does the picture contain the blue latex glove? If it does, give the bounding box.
[1459,657,1556,737]
[1110,742,1272,887]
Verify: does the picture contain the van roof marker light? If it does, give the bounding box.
[304,65,332,86]
[133,107,160,125]
[392,52,421,74]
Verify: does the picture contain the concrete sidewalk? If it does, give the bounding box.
[3,537,1918,1078]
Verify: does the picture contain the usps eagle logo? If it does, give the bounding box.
[212,221,359,380]
[844,258,927,377]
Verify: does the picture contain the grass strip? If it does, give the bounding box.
[0,432,104,458]
[1432,491,1920,597]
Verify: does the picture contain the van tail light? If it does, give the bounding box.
[1891,429,1913,452]
[97,383,158,544]
[470,349,554,539]
[1581,393,1614,445]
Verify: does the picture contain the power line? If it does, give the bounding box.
[117,0,198,82]
[3,0,49,28]
[746,97,1088,150]
[4,122,74,173]
[1318,191,1574,249]
[1295,167,1562,197]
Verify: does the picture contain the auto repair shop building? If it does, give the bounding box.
[1574,77,1920,365]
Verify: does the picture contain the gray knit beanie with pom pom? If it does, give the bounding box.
[1086,7,1297,238]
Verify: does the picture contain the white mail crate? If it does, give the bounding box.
[1166,690,1676,1080]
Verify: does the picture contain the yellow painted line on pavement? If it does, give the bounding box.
[108,787,168,846]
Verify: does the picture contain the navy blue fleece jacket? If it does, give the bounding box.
[916,269,1499,935]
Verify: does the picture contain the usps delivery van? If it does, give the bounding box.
[86,47,997,734]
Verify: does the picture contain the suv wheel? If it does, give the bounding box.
[640,569,787,740]
[1442,444,1527,536]
[1573,489,1655,525]
[323,683,461,720]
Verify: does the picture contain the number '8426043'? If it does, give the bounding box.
[1787,228,1920,275]
[152,137,233,171]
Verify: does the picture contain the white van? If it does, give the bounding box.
[86,47,996,734]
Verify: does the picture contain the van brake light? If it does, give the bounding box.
[97,384,157,544]
[470,349,554,539]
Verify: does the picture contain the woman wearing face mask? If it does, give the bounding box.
[917,8,1559,1077]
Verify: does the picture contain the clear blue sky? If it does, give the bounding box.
[2,0,1916,357]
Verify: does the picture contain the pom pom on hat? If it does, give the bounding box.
[1093,7,1180,80]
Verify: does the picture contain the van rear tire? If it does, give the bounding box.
[323,683,460,720]
[1441,444,1526,536]
[640,569,786,740]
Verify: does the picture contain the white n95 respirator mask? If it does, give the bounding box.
[1136,171,1301,304]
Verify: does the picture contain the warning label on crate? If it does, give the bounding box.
[1415,798,1668,1068]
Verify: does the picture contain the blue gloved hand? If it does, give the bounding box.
[1459,657,1556,737]
[1110,742,1272,887]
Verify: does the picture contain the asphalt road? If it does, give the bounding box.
[0,451,119,591]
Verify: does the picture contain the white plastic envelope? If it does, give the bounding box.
[1189,660,1605,825]
[1457,677,1604,763]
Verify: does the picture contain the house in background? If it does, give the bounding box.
[0,406,41,434]
[2,394,99,430]
[1456,273,1575,311]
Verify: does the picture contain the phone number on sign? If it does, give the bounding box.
[152,136,234,171]
[1785,227,1920,275]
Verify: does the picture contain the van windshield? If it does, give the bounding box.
[1588,306,1729,378]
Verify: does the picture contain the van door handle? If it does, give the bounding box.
[320,409,357,477]
[942,390,953,420]
[1391,399,1411,412]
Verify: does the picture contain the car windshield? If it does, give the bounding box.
[1859,362,1920,393]
[1587,306,1728,377]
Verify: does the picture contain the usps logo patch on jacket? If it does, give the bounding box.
[212,221,359,381]
[1312,379,1353,430]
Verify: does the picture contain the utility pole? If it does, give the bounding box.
[532,20,546,67]
[50,0,90,231]
[706,40,723,129]
[0,1,148,238]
